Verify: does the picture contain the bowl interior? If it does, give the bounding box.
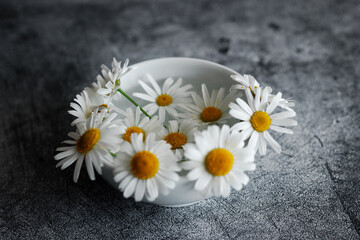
[118,57,239,109]
[104,57,240,207]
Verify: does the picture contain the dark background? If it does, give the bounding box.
[1,0,359,239]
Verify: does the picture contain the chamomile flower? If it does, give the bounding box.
[229,87,297,155]
[54,110,124,182]
[93,58,125,91]
[95,58,131,97]
[230,74,260,94]
[68,87,113,126]
[180,84,235,128]
[110,57,132,75]
[182,125,256,197]
[133,74,193,122]
[158,119,198,160]
[113,133,181,201]
[118,107,164,144]
[231,74,294,111]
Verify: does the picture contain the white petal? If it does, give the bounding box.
[183,144,203,162]
[239,127,254,141]
[266,92,282,114]
[134,180,146,201]
[187,167,203,180]
[113,171,129,183]
[162,77,174,93]
[229,109,250,121]
[56,154,78,169]
[73,154,84,183]
[146,178,159,201]
[271,118,297,126]
[68,132,80,140]
[159,107,166,122]
[168,120,179,133]
[235,98,253,116]
[259,87,269,109]
[85,154,95,180]
[263,131,281,153]
[201,84,211,106]
[218,125,230,148]
[248,131,259,150]
[245,88,256,112]
[56,146,75,152]
[270,111,296,120]
[181,160,201,170]
[258,133,267,156]
[219,177,230,197]
[254,87,261,111]
[194,173,212,191]
[156,173,176,189]
[237,172,250,185]
[138,80,158,98]
[166,106,178,117]
[54,148,77,160]
[133,92,156,102]
[231,122,251,132]
[225,172,242,191]
[123,178,137,198]
[119,175,133,190]
[213,178,222,196]
[270,125,294,134]
[146,74,162,95]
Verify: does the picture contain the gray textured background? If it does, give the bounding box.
[1,0,360,239]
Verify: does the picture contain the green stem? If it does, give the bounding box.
[117,88,152,119]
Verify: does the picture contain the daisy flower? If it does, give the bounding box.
[68,87,113,126]
[230,74,260,95]
[229,87,297,155]
[158,119,198,160]
[54,110,124,182]
[133,74,193,122]
[92,58,122,91]
[110,57,132,75]
[180,84,235,128]
[113,133,181,201]
[182,125,256,197]
[118,107,164,144]
[230,74,294,111]
[95,58,131,97]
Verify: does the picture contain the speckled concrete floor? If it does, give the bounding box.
[0,0,359,239]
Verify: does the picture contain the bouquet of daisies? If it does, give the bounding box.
[55,58,297,202]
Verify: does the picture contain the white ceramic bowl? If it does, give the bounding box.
[101,57,239,207]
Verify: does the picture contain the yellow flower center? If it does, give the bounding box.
[76,128,100,153]
[200,106,222,122]
[205,148,234,176]
[131,151,159,179]
[123,127,145,143]
[156,94,173,106]
[164,132,187,150]
[250,111,271,132]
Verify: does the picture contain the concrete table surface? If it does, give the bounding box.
[0,0,359,239]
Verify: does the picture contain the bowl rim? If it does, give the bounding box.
[129,57,239,76]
